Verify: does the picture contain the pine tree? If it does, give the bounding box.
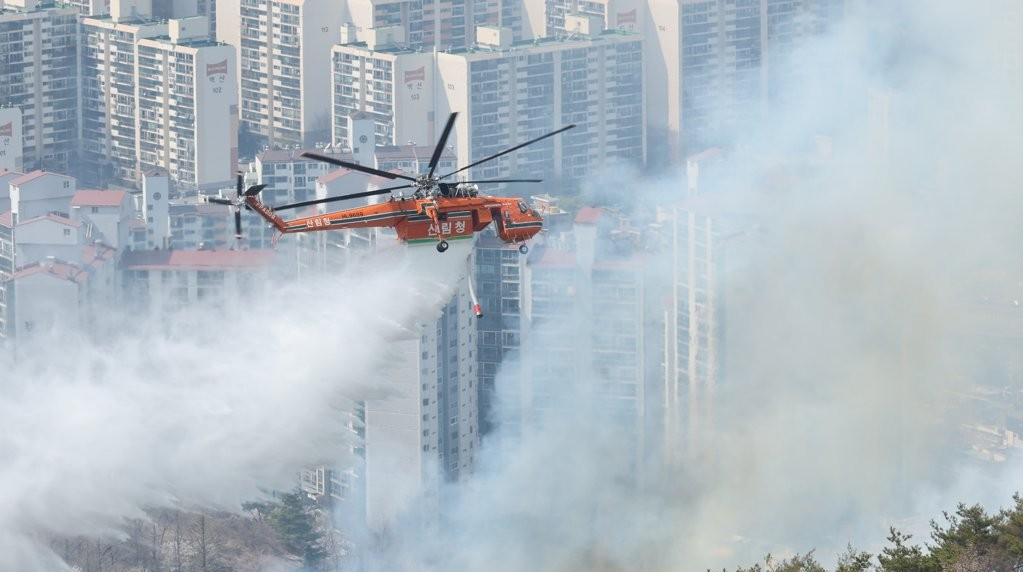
[267,491,327,570]
[877,528,937,572]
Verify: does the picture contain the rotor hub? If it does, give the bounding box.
[414,174,442,196]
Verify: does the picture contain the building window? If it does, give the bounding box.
[91,207,99,213]
[63,228,71,237]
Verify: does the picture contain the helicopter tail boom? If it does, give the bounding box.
[244,188,290,235]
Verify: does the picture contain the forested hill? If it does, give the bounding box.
[727,494,1023,572]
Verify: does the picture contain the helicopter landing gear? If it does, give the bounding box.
[518,244,529,255]
[436,240,449,253]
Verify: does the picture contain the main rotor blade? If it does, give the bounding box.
[440,124,576,179]
[428,112,458,179]
[234,209,243,237]
[236,171,243,198]
[271,184,412,211]
[300,152,417,182]
[207,197,234,205]
[244,184,267,197]
[458,179,543,184]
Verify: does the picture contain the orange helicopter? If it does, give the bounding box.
[218,112,575,254]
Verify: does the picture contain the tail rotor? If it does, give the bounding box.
[206,172,267,240]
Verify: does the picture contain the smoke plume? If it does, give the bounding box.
[356,1,1023,571]
[0,241,473,569]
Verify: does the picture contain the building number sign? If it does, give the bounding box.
[206,59,228,94]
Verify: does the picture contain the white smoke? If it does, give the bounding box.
[0,240,473,569]
[354,1,1023,571]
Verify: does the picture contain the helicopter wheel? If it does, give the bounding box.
[518,244,529,255]
[436,240,449,253]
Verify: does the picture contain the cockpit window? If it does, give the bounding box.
[517,201,529,214]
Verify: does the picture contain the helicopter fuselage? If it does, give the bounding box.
[247,194,543,246]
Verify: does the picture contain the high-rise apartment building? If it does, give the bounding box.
[216,0,345,149]
[81,15,237,191]
[517,206,660,476]
[341,0,529,51]
[473,231,526,435]
[664,196,722,461]
[437,30,645,182]
[329,44,436,149]
[334,248,480,532]
[659,148,768,464]
[544,0,643,36]
[331,28,644,185]
[0,1,78,174]
[645,0,843,164]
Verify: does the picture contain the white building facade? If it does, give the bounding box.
[137,20,238,191]
[71,189,134,250]
[0,106,24,172]
[8,170,75,221]
[81,15,237,191]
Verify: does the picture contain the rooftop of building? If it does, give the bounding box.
[337,27,639,56]
[454,28,641,56]
[257,148,341,163]
[120,249,276,271]
[9,170,49,186]
[142,35,224,49]
[7,258,87,284]
[72,189,129,207]
[18,212,80,228]
[82,14,225,47]
[0,211,12,228]
[0,1,77,15]
[574,206,604,224]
